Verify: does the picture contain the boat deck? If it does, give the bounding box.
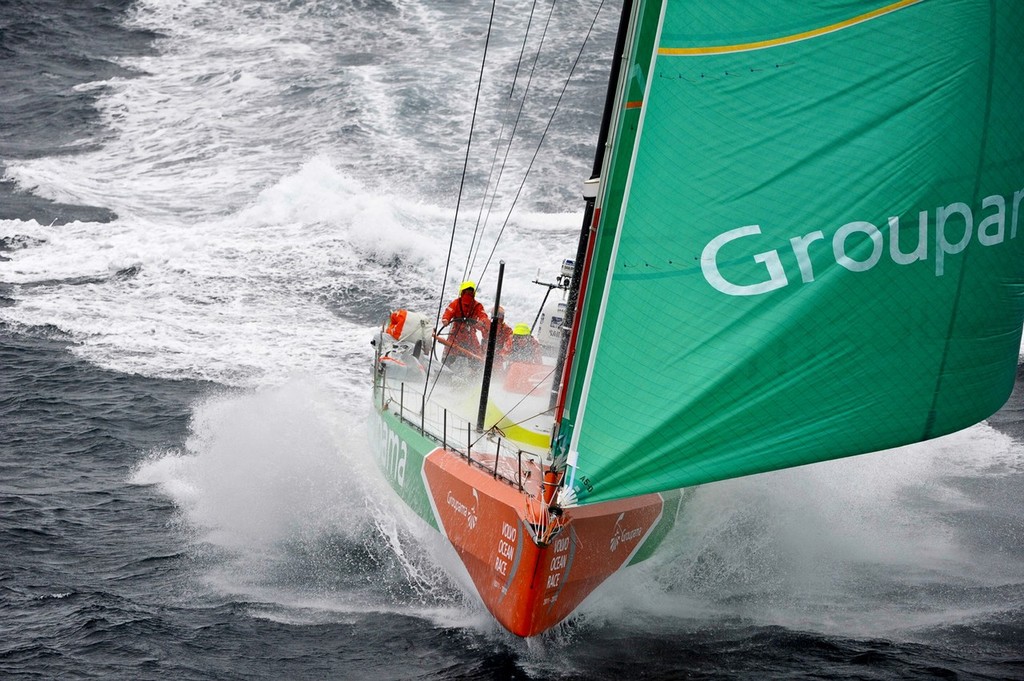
[375,357,557,499]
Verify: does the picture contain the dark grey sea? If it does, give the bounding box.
[2,1,1022,678]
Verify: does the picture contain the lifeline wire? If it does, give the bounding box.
[469,367,557,449]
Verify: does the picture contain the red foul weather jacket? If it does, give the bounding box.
[442,295,490,358]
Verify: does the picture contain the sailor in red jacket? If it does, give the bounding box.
[505,322,543,364]
[441,280,490,363]
[492,306,514,366]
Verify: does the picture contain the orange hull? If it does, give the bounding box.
[422,448,666,637]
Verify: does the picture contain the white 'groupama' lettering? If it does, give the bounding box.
[701,188,1024,296]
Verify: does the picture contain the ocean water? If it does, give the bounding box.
[2,0,1023,678]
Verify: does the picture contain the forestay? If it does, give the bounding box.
[557,0,1024,505]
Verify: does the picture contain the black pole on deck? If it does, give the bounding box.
[476,261,505,432]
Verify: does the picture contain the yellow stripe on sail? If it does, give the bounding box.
[659,0,923,57]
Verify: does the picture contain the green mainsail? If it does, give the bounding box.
[558,0,1024,505]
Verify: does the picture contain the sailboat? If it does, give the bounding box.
[370,0,1024,637]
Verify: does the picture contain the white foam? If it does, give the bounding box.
[579,420,1024,637]
[128,379,486,624]
[0,151,580,389]
[130,381,357,544]
[0,0,595,389]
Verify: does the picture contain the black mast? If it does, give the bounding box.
[549,0,636,413]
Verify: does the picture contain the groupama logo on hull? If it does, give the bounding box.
[701,187,1024,296]
[609,512,643,552]
[373,412,408,488]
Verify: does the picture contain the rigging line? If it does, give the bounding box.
[464,0,543,282]
[495,366,558,419]
[479,0,607,282]
[424,322,453,404]
[491,374,557,428]
[465,103,512,283]
[468,368,558,449]
[469,0,558,279]
[508,0,542,91]
[425,0,500,402]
